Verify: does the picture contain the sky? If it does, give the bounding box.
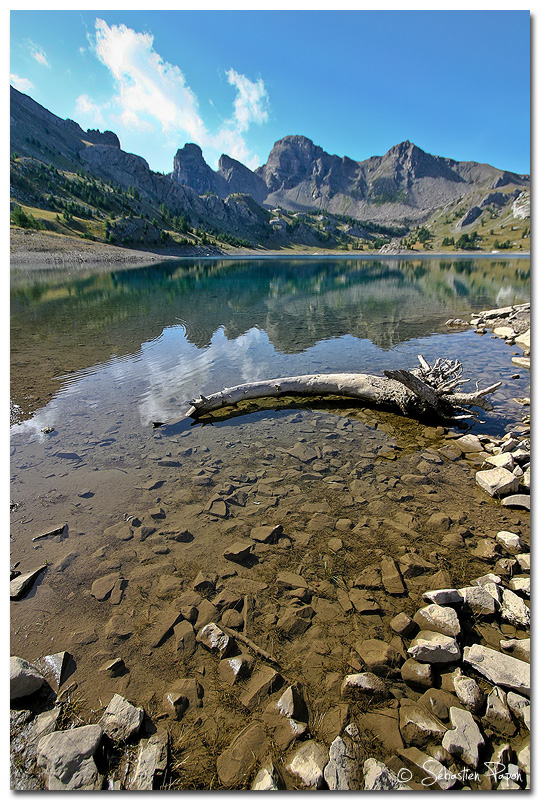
[10,10,531,175]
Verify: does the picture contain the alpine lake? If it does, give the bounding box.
[10,255,530,788]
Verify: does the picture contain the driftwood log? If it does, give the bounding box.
[186,356,501,422]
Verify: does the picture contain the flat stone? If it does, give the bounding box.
[511,356,530,369]
[36,724,103,790]
[148,607,183,648]
[408,631,461,664]
[463,644,530,696]
[493,326,516,339]
[323,735,362,790]
[10,656,45,700]
[104,614,132,640]
[276,609,312,637]
[442,707,484,769]
[352,566,381,589]
[327,537,343,553]
[10,565,47,600]
[219,655,252,686]
[399,703,447,748]
[457,585,496,616]
[130,732,168,790]
[470,538,500,561]
[348,588,381,614]
[500,637,530,663]
[482,687,516,735]
[400,659,433,691]
[413,604,460,637]
[500,589,530,628]
[192,571,216,592]
[217,722,268,787]
[286,740,328,789]
[514,329,530,349]
[90,574,120,601]
[223,541,251,563]
[496,530,523,554]
[363,758,411,790]
[174,620,197,658]
[502,494,530,510]
[476,468,519,497]
[276,571,308,590]
[417,688,461,721]
[472,572,502,587]
[341,672,388,699]
[240,666,284,711]
[250,525,282,543]
[380,557,406,594]
[206,499,228,518]
[452,669,484,713]
[99,693,143,742]
[196,623,233,658]
[454,434,484,453]
[193,598,219,631]
[515,553,530,572]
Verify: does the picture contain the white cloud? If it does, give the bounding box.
[29,42,50,68]
[77,18,269,170]
[10,74,34,93]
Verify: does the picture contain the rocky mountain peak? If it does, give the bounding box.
[172,143,220,195]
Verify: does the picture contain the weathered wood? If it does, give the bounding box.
[186,357,501,422]
[221,626,279,667]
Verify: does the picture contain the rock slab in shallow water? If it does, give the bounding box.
[463,644,530,697]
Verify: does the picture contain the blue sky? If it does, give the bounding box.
[10,10,530,174]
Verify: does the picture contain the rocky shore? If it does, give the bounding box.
[10,303,530,790]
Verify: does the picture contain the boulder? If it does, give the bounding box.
[37,724,103,790]
[363,758,411,790]
[196,623,233,658]
[323,735,362,790]
[482,687,516,736]
[340,672,388,699]
[407,631,461,664]
[286,740,329,789]
[457,585,496,616]
[463,644,530,696]
[400,659,433,691]
[99,694,144,742]
[500,589,530,628]
[496,530,523,554]
[399,703,447,748]
[413,604,460,637]
[476,468,519,497]
[442,707,484,769]
[130,732,168,790]
[10,657,45,700]
[453,670,484,713]
[390,612,416,637]
[261,684,308,749]
[223,541,252,563]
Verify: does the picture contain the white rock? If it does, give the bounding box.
[251,765,280,790]
[482,582,502,604]
[412,604,460,637]
[496,531,523,554]
[421,588,463,606]
[472,573,501,587]
[286,740,328,788]
[506,692,530,730]
[483,453,514,471]
[442,707,484,769]
[323,735,362,790]
[363,758,411,790]
[341,672,388,698]
[99,694,144,742]
[37,724,103,790]
[455,434,484,453]
[10,656,45,700]
[515,554,530,572]
[514,329,530,349]
[453,670,484,713]
[476,468,519,497]
[500,589,530,628]
[457,586,496,616]
[509,576,530,597]
[512,356,530,370]
[407,631,461,664]
[398,746,457,790]
[493,326,515,339]
[463,645,530,697]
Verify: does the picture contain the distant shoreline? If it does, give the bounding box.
[10,229,530,273]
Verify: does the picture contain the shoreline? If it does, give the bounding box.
[10,229,530,273]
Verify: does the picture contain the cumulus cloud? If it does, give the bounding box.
[76,18,269,169]
[29,42,50,68]
[10,74,34,92]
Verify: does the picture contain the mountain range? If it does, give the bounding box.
[10,85,530,251]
